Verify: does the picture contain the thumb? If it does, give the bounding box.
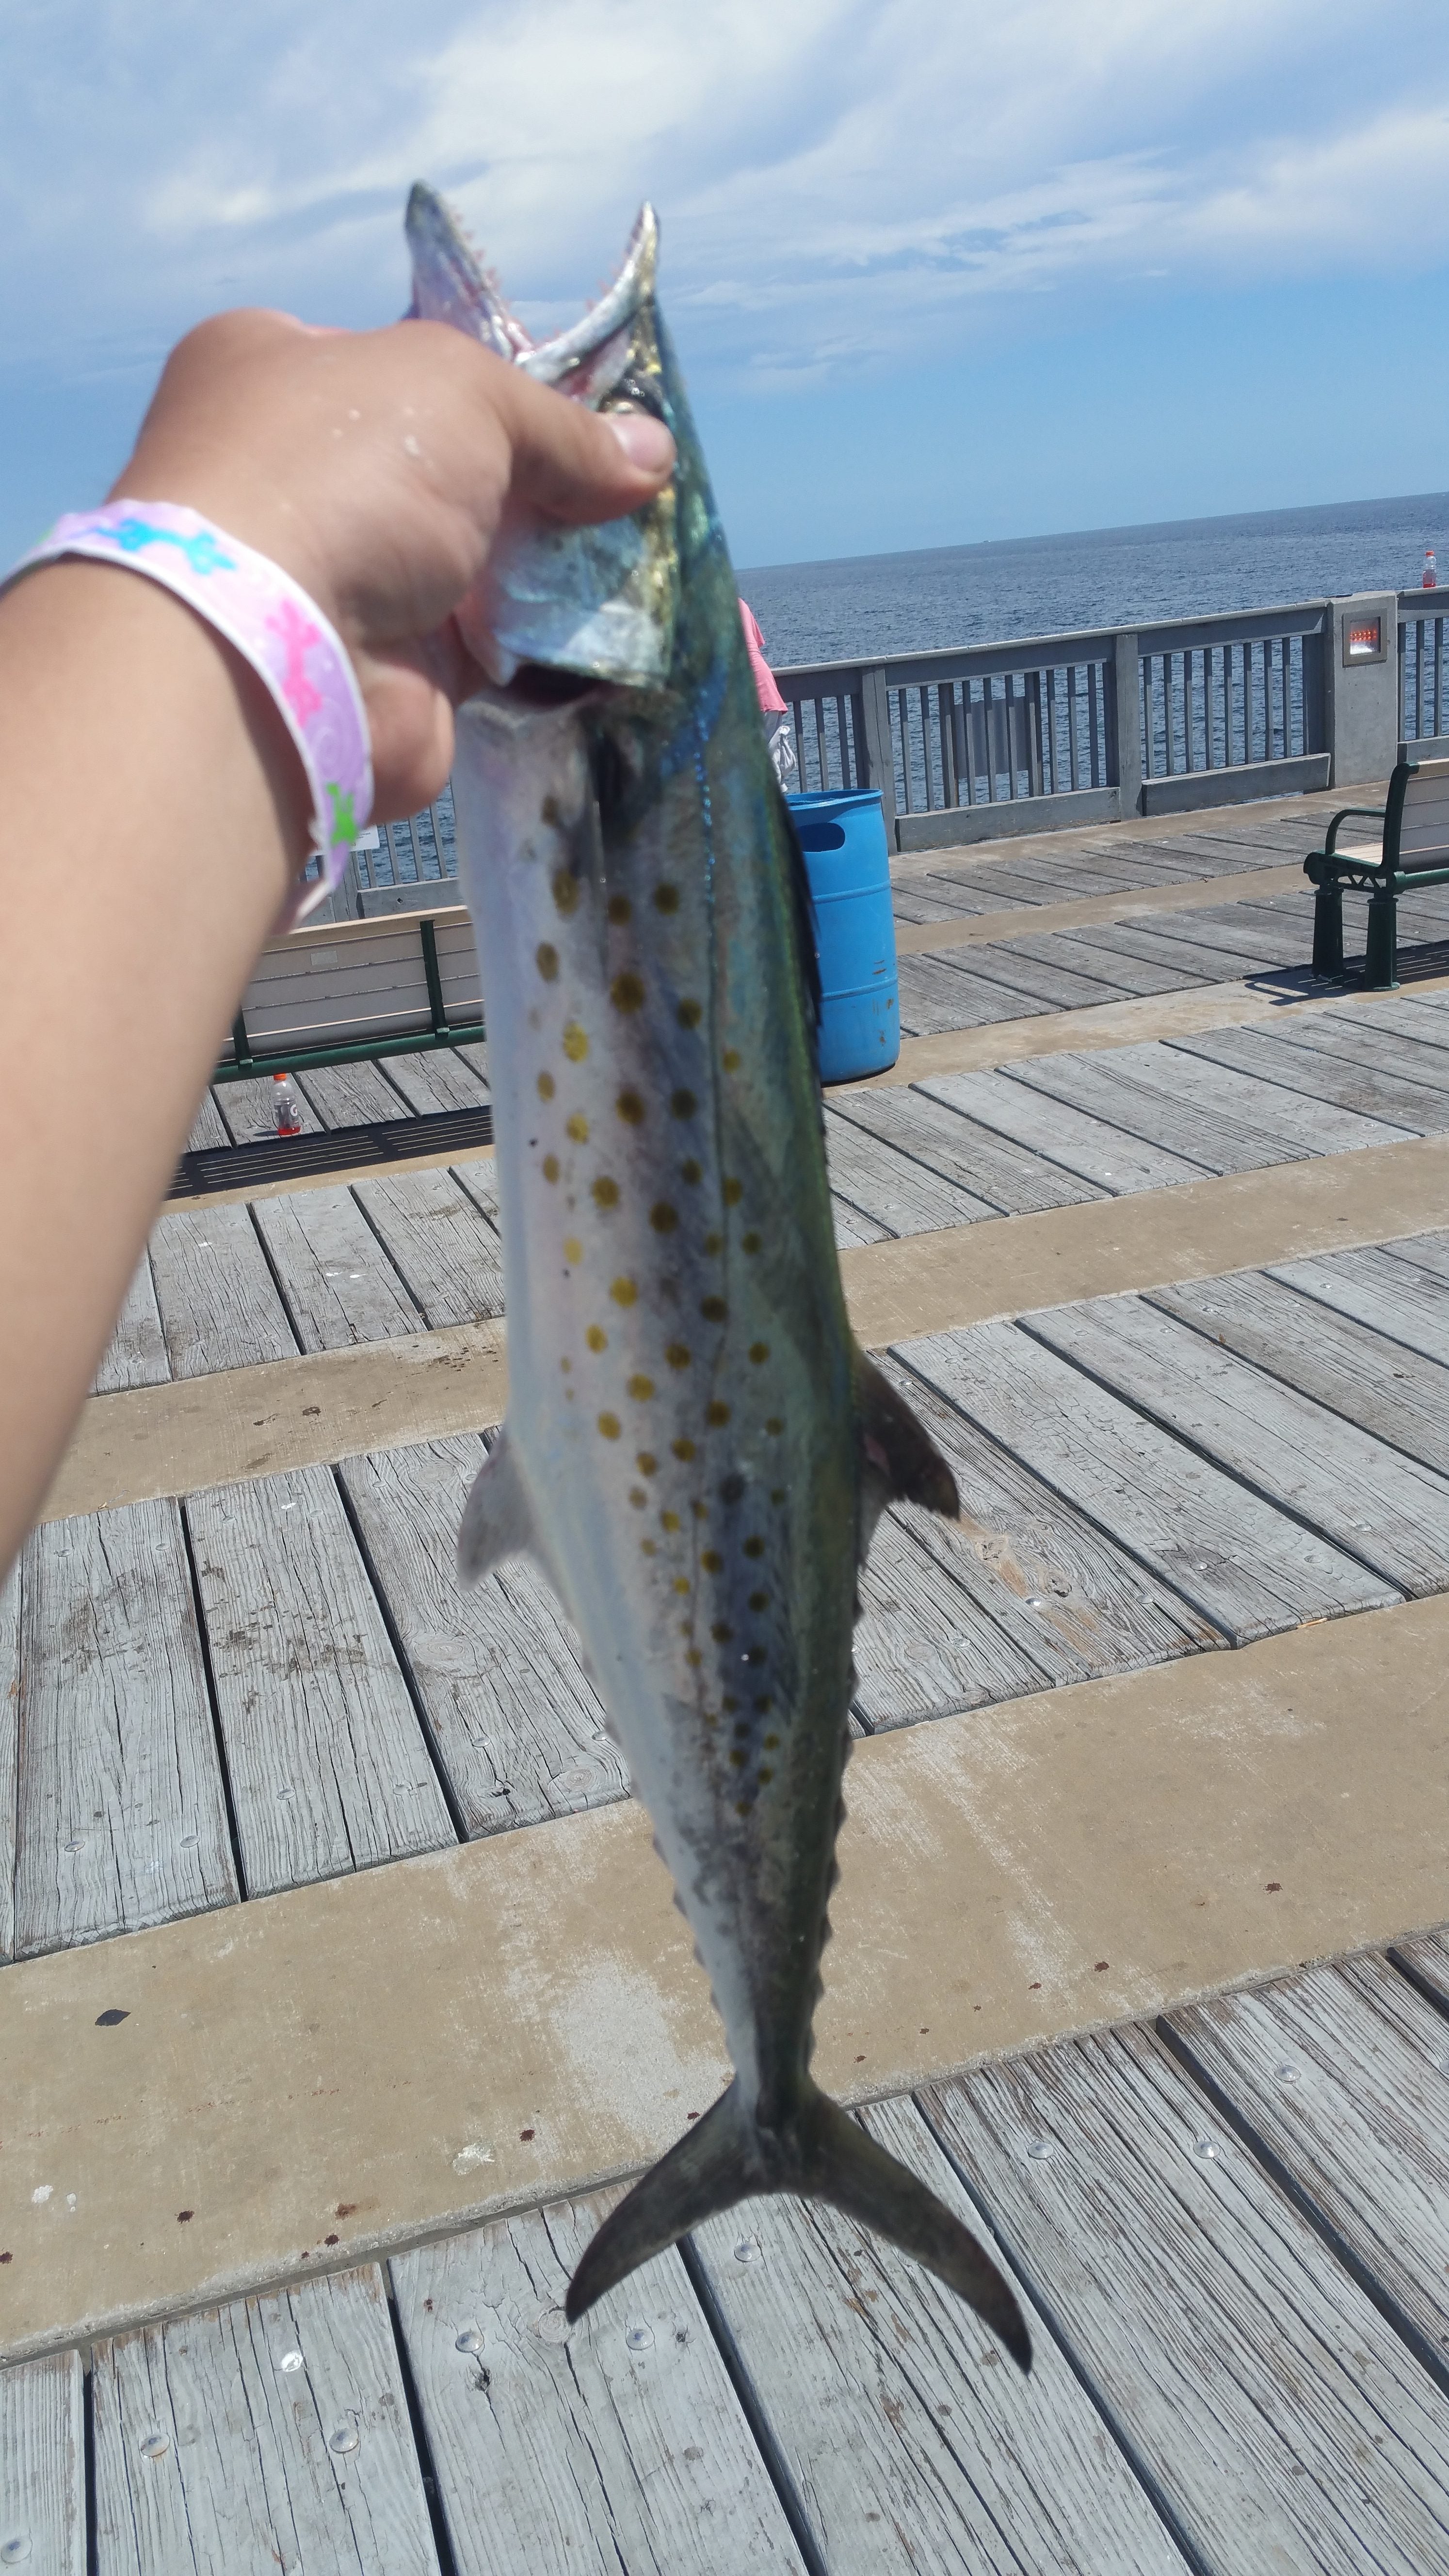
[491,365,676,527]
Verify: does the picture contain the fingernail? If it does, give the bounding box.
[608,412,675,475]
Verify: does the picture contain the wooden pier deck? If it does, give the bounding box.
[9,788,1449,2569]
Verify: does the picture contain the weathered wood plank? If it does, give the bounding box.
[92,2264,439,2576]
[1266,1238,1449,1369]
[14,1501,238,1955]
[339,1438,627,1834]
[878,1353,1218,1683]
[1051,1036,1409,1161]
[1169,1953,1449,2381]
[1146,902,1310,970]
[1259,1007,1449,1096]
[896,956,1045,1039]
[1170,1022,1449,1132]
[1030,931,1202,997]
[0,2348,85,2576]
[187,1467,456,1896]
[832,1083,1102,1216]
[918,1069,1204,1194]
[1063,915,1278,983]
[892,881,983,924]
[149,1203,299,1378]
[1153,1269,1449,1478]
[831,1195,891,1248]
[1005,1045,1286,1176]
[391,2192,805,2575]
[692,2095,1190,2576]
[93,1256,169,1394]
[297,1059,419,1127]
[214,1073,325,1143]
[823,1109,998,1235]
[0,1566,17,1964]
[188,1092,231,1153]
[351,1171,504,1327]
[252,1188,425,1352]
[949,942,1135,1013]
[924,2021,1449,2576]
[853,1506,1056,1728]
[381,1049,491,1116]
[903,1319,1394,1640]
[1026,1293,1448,1594]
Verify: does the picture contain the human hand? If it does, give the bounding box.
[109,310,676,824]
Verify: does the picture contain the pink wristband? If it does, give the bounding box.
[1,501,373,924]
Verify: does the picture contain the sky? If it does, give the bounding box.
[3,0,1449,571]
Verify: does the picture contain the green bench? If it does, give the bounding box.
[1305,756,1449,989]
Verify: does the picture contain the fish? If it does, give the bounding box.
[406,181,1030,2371]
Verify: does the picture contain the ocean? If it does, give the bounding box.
[737,491,1449,673]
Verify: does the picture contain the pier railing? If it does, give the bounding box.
[299,591,1431,907]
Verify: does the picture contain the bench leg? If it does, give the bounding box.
[1365,885,1399,989]
[1311,881,1344,977]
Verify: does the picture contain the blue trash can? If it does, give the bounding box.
[787,788,901,1083]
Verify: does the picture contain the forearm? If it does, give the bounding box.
[0,560,307,1571]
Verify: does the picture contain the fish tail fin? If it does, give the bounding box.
[565,2081,1031,2371]
[457,1425,534,1588]
[565,2082,754,2322]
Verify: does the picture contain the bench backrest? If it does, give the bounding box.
[1392,758,1449,870]
[219,902,482,1064]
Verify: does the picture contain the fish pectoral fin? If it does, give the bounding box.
[853,1346,959,1528]
[456,1426,539,1589]
[565,2078,1030,2372]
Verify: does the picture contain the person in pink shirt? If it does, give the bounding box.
[739,598,797,786]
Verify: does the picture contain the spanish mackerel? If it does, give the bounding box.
[407,182,1030,2367]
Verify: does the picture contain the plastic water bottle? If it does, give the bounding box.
[1424,547,1438,590]
[272,1072,303,1136]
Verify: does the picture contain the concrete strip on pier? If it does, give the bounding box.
[41,1130,1449,1518]
[892,859,1304,954]
[3,1587,1448,2363]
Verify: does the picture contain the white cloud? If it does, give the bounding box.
[1,0,1447,395]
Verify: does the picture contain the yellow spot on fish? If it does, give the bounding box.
[628,1374,655,1401]
[723,1177,743,1205]
[757,1767,773,1785]
[705,1231,723,1256]
[660,1509,680,1532]
[537,1071,555,1100]
[566,1112,589,1143]
[611,971,645,1014]
[629,1488,647,1508]
[638,1451,658,1475]
[542,1154,560,1183]
[701,1549,723,1573]
[763,1732,780,1750]
[616,1090,645,1125]
[743,1536,765,1559]
[736,1799,753,1816]
[765,1417,784,1436]
[706,1400,730,1427]
[728,1749,745,1768]
[771,1488,785,1504]
[641,1538,657,1555]
[749,1590,770,1611]
[681,1159,702,1184]
[723,1048,741,1072]
[754,1693,773,1712]
[607,892,632,924]
[560,1357,571,1373]
[563,1022,588,1062]
[673,1576,690,1595]
[564,1236,583,1264]
[671,1089,696,1119]
[611,1276,637,1306]
[713,1624,733,1644]
[688,1651,704,1670]
[742,1230,761,1254]
[654,883,680,913]
[650,1202,678,1233]
[677,998,702,1030]
[592,1175,620,1208]
[722,1693,738,1710]
[749,1341,770,1365]
[536,942,559,981]
[701,1295,726,1323]
[598,1413,621,1439]
[586,1324,608,1352]
[665,1343,691,1370]
[551,868,580,916]
[692,1500,708,1521]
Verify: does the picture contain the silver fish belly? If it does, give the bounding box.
[411,182,1030,2369]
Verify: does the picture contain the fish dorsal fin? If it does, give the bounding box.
[853,1347,958,1548]
[457,1426,538,1588]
